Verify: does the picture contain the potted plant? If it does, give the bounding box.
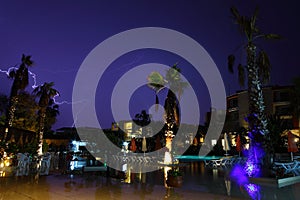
[166,168,183,187]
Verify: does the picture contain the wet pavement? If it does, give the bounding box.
[0,173,242,200]
[1,161,300,199]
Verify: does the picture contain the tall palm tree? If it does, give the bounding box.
[228,7,280,142]
[3,54,34,141]
[44,99,60,134]
[13,92,38,132]
[164,65,188,127]
[148,64,188,152]
[228,6,280,174]
[33,82,59,156]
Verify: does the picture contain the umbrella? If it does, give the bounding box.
[130,137,137,152]
[223,133,230,156]
[193,137,198,146]
[142,136,147,155]
[288,131,298,161]
[236,134,242,157]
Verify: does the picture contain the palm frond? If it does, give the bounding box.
[228,54,235,73]
[33,82,59,107]
[230,7,241,22]
[166,64,189,97]
[21,54,34,67]
[147,71,165,91]
[238,64,245,87]
[166,65,181,83]
[257,51,271,83]
[263,34,282,40]
[251,6,259,34]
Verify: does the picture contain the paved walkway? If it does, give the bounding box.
[0,174,243,200]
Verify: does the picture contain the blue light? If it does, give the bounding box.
[245,183,261,200]
[245,161,259,177]
[230,165,248,185]
[244,143,264,177]
[229,123,264,199]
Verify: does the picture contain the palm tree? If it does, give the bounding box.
[266,115,291,164]
[33,82,59,156]
[3,54,34,141]
[133,110,151,127]
[147,64,188,152]
[13,92,38,132]
[43,99,60,134]
[228,7,280,142]
[165,65,189,125]
[147,71,166,111]
[228,6,280,174]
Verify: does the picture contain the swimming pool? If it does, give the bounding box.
[122,159,300,199]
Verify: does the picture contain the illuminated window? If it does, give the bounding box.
[124,122,132,130]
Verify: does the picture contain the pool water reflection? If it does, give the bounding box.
[1,160,300,199]
[123,161,300,199]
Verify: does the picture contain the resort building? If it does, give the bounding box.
[225,85,298,136]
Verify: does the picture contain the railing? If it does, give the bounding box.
[273,160,300,176]
[14,153,52,176]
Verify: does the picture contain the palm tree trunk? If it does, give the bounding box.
[247,44,268,138]
[3,96,18,141]
[164,89,179,153]
[35,109,46,181]
[246,43,269,170]
[37,110,46,156]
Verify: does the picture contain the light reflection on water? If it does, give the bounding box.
[123,161,300,200]
[1,160,299,199]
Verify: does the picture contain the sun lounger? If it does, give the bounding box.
[273,161,300,175]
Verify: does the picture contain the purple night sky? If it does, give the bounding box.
[0,0,299,130]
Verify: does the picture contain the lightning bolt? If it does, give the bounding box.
[1,65,88,129]
[52,93,87,105]
[0,66,17,76]
[0,66,38,89]
[28,70,38,89]
[53,93,72,105]
[0,66,75,105]
[1,54,145,128]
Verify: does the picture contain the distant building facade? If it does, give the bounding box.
[225,85,298,135]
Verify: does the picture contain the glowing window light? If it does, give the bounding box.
[211,139,217,146]
[199,137,204,143]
